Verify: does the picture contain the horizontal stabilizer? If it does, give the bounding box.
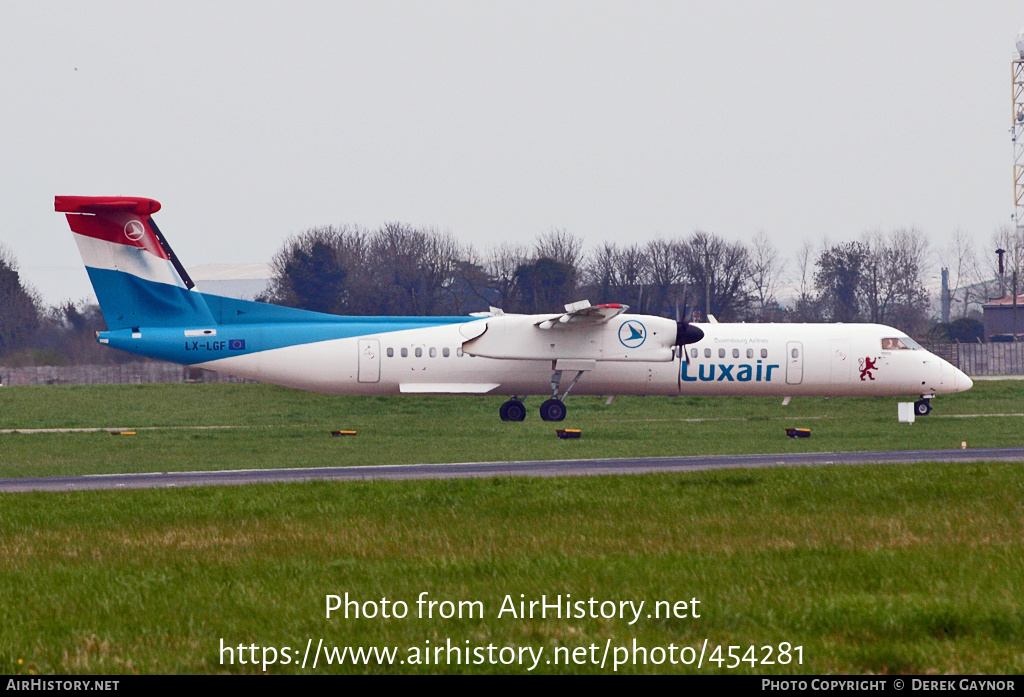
[55,196,161,215]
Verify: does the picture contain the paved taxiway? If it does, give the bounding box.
[2,447,1023,493]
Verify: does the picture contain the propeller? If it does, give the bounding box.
[673,302,705,347]
[674,303,705,389]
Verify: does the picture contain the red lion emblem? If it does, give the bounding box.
[859,356,878,381]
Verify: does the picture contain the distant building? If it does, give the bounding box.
[188,264,272,300]
[982,294,1024,340]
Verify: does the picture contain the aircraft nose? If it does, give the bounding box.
[956,367,973,392]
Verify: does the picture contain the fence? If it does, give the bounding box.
[0,362,256,387]
[922,343,1024,376]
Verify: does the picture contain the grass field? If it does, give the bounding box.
[0,381,1022,478]
[0,382,1023,674]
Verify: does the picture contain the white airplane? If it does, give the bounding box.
[56,196,973,421]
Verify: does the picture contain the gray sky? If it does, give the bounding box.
[3,0,1023,303]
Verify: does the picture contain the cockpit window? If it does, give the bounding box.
[881,337,920,350]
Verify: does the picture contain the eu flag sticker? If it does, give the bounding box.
[229,339,246,350]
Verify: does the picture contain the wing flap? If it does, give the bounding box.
[535,300,629,329]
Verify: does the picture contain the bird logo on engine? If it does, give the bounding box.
[618,320,646,348]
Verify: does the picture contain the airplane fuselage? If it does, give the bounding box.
[98,317,970,400]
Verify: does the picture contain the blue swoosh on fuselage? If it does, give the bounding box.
[99,318,476,365]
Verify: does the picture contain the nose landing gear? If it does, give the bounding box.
[914,398,932,416]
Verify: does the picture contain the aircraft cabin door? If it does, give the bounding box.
[357,339,381,383]
[786,341,804,385]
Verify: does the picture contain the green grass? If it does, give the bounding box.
[0,381,1022,478]
[0,464,1022,674]
[1,382,1022,674]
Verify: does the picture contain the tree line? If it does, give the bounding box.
[0,222,1013,365]
[0,245,122,366]
[258,224,943,333]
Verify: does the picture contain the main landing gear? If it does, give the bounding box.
[539,398,567,422]
[499,398,527,422]
[914,398,932,416]
[498,367,588,422]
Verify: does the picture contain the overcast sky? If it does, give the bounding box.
[3,1,1023,303]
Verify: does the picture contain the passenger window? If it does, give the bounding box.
[704,348,711,358]
[400,348,408,358]
[718,349,726,358]
[760,349,768,358]
[429,347,437,358]
[732,348,740,358]
[386,348,394,357]
[791,348,799,358]
[443,347,450,357]
[415,347,423,358]
[746,348,753,359]
[457,348,464,357]
[690,348,698,359]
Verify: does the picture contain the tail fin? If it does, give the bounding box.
[55,196,216,330]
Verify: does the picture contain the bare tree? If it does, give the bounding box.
[877,227,931,333]
[534,228,584,269]
[860,229,900,324]
[452,244,498,313]
[939,228,985,319]
[581,242,649,310]
[483,242,530,311]
[261,225,367,314]
[679,231,750,321]
[809,229,930,333]
[790,240,818,321]
[616,243,649,311]
[985,224,1024,303]
[747,231,786,320]
[643,238,689,317]
[368,223,468,315]
[582,242,619,304]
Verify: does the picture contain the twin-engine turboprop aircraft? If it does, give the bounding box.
[55,196,972,421]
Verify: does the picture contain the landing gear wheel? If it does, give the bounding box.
[500,399,526,422]
[539,398,567,422]
[914,399,932,416]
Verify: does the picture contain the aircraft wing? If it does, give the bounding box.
[535,300,629,329]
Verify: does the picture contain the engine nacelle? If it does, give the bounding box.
[462,314,678,362]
